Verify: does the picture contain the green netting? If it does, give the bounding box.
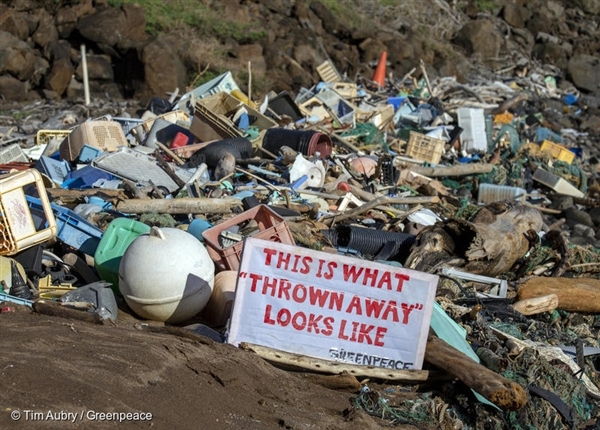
[454,198,480,220]
[502,349,592,430]
[352,388,463,428]
[139,213,177,228]
[341,122,386,148]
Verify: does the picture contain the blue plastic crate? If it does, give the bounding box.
[26,196,104,256]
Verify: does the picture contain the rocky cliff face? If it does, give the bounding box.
[0,0,599,104]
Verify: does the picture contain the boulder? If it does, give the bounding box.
[453,19,504,68]
[43,39,72,62]
[533,42,569,69]
[121,4,147,46]
[0,6,30,41]
[0,75,28,101]
[55,7,78,39]
[310,1,347,36]
[232,44,267,74]
[76,7,127,47]
[31,9,59,49]
[75,54,113,81]
[502,4,531,28]
[0,30,36,80]
[568,55,600,93]
[45,57,74,97]
[142,34,187,100]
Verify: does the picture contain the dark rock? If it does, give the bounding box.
[453,19,504,68]
[120,4,148,48]
[31,9,59,49]
[580,115,600,132]
[563,206,594,228]
[45,57,74,97]
[142,34,187,101]
[0,75,28,101]
[588,207,600,227]
[30,56,50,87]
[75,54,113,81]
[0,6,30,40]
[0,30,36,80]
[55,7,78,39]
[502,4,531,28]
[232,44,267,74]
[7,0,37,12]
[568,55,600,93]
[310,1,347,36]
[572,223,596,239]
[533,42,569,70]
[77,7,127,47]
[43,39,72,62]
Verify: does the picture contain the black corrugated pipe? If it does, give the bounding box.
[330,225,416,264]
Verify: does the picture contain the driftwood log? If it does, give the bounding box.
[518,277,600,313]
[512,294,559,316]
[115,197,243,214]
[405,202,543,276]
[405,163,495,177]
[425,334,527,410]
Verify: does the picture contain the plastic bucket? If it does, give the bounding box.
[262,128,332,159]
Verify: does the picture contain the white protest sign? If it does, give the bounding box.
[227,238,438,370]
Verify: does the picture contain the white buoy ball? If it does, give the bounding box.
[119,227,215,323]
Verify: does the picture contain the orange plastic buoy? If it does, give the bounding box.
[372,51,387,88]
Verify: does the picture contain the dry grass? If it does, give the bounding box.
[318,0,502,40]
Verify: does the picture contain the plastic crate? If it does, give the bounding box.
[316,60,342,83]
[540,140,575,164]
[300,88,356,127]
[0,169,57,256]
[189,100,243,143]
[172,71,241,114]
[196,92,278,146]
[405,131,445,164]
[0,144,29,164]
[129,110,191,145]
[59,121,128,162]
[201,205,295,271]
[27,195,104,256]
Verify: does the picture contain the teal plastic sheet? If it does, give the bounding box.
[430,302,500,410]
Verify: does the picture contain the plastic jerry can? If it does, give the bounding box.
[94,218,151,294]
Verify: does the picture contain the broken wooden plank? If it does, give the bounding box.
[239,342,430,382]
[115,197,243,214]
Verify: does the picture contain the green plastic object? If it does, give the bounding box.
[93,218,151,294]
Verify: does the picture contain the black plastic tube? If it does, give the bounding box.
[329,225,416,263]
[187,137,253,168]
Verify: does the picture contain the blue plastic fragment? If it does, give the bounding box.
[0,291,33,307]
